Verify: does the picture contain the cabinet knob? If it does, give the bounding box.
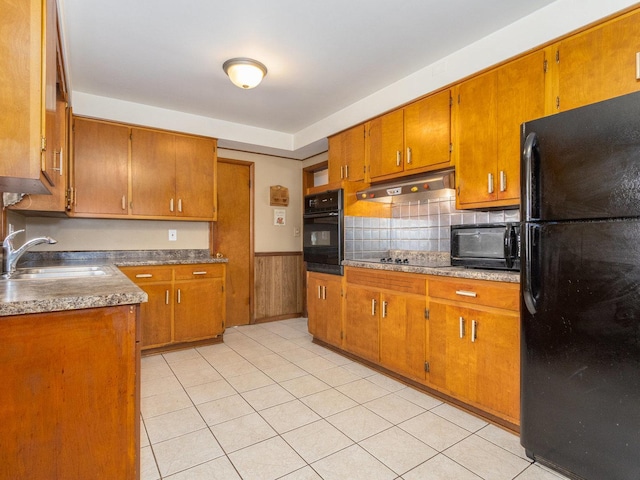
[382,300,388,318]
[499,171,507,192]
[406,147,412,164]
[471,320,478,343]
[371,298,377,316]
[488,173,494,194]
[396,150,401,167]
[459,316,465,339]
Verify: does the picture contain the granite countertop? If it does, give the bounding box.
[1,250,228,317]
[342,251,520,283]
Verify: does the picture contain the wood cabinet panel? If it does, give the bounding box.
[131,128,176,216]
[0,0,51,194]
[174,277,224,342]
[254,253,304,322]
[344,283,380,362]
[307,272,343,347]
[328,124,366,183]
[556,9,640,112]
[120,264,225,350]
[428,277,520,424]
[368,90,451,181]
[72,117,130,215]
[456,51,545,207]
[174,135,216,218]
[379,292,426,381]
[0,305,139,479]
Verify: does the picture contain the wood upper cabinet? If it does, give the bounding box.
[307,271,343,348]
[328,124,366,183]
[71,117,130,216]
[0,0,57,195]
[368,90,451,181]
[456,50,545,208]
[551,9,640,113]
[131,128,217,219]
[427,277,520,425]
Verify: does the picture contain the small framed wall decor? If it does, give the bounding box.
[274,208,286,226]
[270,185,289,206]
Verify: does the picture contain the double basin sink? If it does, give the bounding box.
[6,265,113,280]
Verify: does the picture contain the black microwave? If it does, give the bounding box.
[450,223,520,271]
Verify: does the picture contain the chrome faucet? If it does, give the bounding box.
[2,230,57,278]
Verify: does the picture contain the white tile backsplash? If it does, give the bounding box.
[344,195,519,258]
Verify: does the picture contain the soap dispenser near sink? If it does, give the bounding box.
[2,230,57,278]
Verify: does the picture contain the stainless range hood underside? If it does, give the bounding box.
[356,168,455,203]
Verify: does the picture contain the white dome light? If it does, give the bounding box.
[222,58,268,89]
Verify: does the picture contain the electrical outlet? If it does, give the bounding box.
[293,226,300,237]
[168,229,177,241]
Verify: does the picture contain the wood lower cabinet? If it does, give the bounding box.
[427,276,520,425]
[120,264,225,350]
[0,305,140,479]
[343,267,427,375]
[307,271,343,348]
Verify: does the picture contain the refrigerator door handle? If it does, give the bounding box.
[522,132,539,222]
[523,223,540,315]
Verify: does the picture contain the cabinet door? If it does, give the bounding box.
[131,128,176,216]
[404,90,451,172]
[307,274,323,337]
[328,124,365,182]
[496,51,545,202]
[344,284,379,362]
[557,10,640,112]
[470,308,520,422]
[428,302,472,401]
[41,0,58,187]
[175,135,216,219]
[0,0,50,194]
[138,283,173,348]
[368,109,404,179]
[456,70,498,206]
[379,292,426,381]
[72,118,129,215]
[174,278,224,342]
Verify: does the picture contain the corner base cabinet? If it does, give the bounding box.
[0,305,140,480]
[121,264,226,351]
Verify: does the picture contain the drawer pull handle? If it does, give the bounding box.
[472,320,478,343]
[455,290,477,298]
[135,274,153,278]
[192,271,207,275]
[459,316,465,338]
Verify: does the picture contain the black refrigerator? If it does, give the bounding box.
[520,91,640,480]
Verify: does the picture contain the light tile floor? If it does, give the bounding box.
[141,317,570,480]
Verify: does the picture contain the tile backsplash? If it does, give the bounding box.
[344,194,519,259]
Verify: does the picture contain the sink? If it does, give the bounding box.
[8,265,112,280]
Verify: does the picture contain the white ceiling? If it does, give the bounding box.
[59,1,572,158]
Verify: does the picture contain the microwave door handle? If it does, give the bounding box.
[522,131,539,222]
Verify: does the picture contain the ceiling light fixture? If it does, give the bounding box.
[222,57,268,89]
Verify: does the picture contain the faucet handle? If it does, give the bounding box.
[3,229,25,248]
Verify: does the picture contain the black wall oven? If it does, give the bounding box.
[303,189,344,275]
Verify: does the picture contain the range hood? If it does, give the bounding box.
[356,168,455,203]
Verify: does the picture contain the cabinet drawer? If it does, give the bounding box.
[428,277,519,311]
[174,264,224,280]
[346,267,425,295]
[120,266,173,283]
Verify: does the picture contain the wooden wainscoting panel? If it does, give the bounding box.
[254,252,304,322]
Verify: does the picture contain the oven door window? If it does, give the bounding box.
[303,216,340,265]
